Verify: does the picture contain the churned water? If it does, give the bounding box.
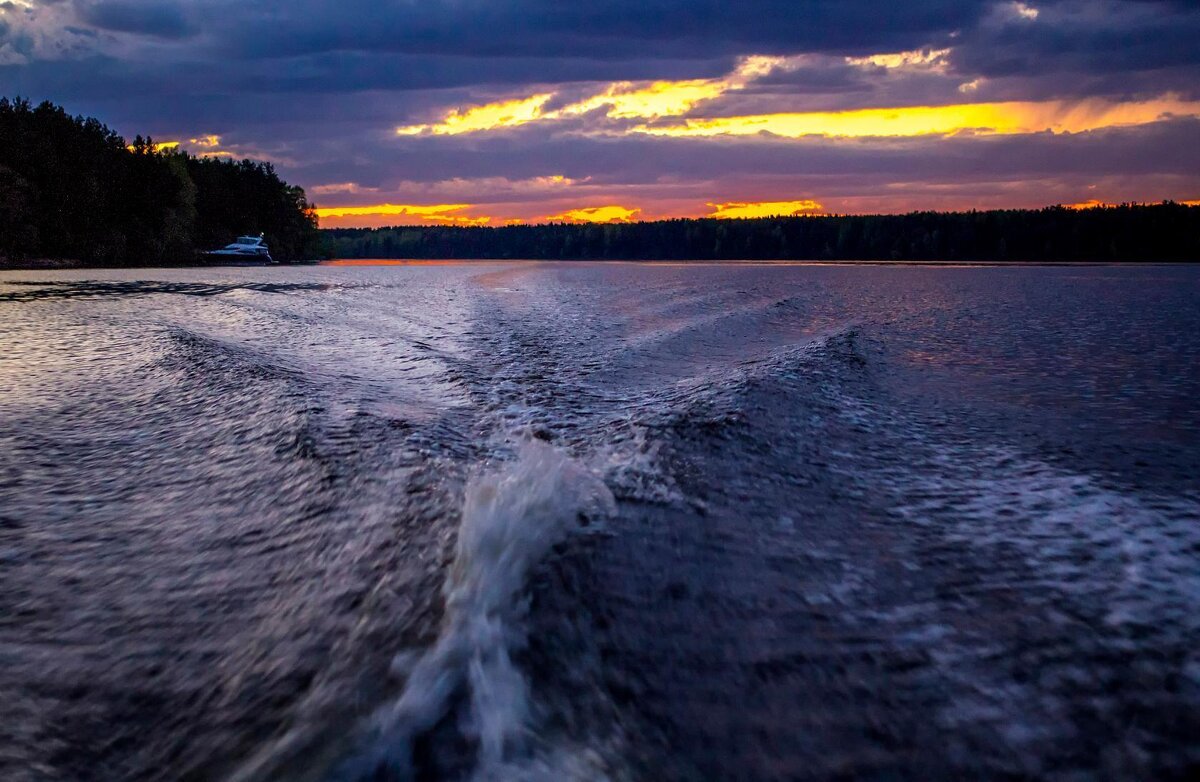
[1,262,1198,781]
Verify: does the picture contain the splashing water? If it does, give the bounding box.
[338,440,614,780]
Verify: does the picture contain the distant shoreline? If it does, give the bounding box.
[320,204,1200,264]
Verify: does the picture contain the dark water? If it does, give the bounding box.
[1,262,1198,781]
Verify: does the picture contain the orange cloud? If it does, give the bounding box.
[1183,199,1200,207]
[545,205,641,223]
[708,200,823,219]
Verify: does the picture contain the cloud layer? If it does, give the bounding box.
[2,0,1199,224]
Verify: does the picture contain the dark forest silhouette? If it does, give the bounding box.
[325,203,1200,262]
[3,99,1198,266]
[0,98,320,265]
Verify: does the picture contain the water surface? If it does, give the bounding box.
[1,262,1198,781]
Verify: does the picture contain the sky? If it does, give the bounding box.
[2,0,1199,227]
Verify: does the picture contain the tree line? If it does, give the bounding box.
[0,98,320,265]
[324,203,1200,262]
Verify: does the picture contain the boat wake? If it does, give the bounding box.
[332,440,615,781]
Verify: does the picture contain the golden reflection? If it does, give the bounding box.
[708,200,823,218]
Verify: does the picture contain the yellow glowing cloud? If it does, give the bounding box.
[529,174,576,187]
[397,94,553,136]
[126,140,180,153]
[708,200,823,219]
[395,55,783,136]
[1182,199,1200,207]
[313,203,490,225]
[394,46,1197,142]
[846,48,950,70]
[181,134,241,157]
[546,206,641,223]
[560,79,730,120]
[633,96,1200,139]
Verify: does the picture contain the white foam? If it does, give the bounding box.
[360,440,615,778]
[895,446,1200,627]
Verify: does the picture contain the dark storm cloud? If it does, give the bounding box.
[79,1,196,39]
[216,0,988,62]
[1,44,733,110]
[950,0,1200,85]
[281,117,1200,188]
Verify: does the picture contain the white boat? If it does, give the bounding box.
[201,234,276,265]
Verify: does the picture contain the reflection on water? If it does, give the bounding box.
[1,262,1198,781]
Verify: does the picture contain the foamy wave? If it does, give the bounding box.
[341,440,615,780]
[897,448,1200,627]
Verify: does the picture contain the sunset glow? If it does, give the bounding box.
[1064,199,1118,210]
[313,203,492,226]
[395,55,786,136]
[36,0,1188,225]
[545,206,642,223]
[396,94,554,136]
[127,140,181,153]
[633,97,1200,139]
[708,200,823,219]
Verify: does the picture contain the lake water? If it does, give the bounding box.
[1,262,1198,781]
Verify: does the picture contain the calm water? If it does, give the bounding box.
[1,262,1198,781]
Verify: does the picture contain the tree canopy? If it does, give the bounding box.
[324,204,1200,263]
[0,98,320,265]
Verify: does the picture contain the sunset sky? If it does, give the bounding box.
[2,0,1199,226]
